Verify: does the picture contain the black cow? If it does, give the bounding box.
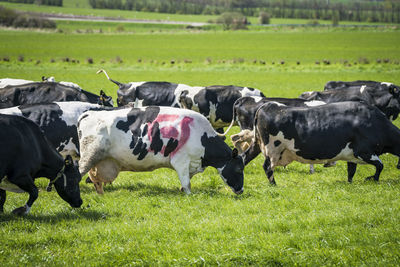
[299,82,400,121]
[97,69,264,133]
[0,114,82,215]
[0,82,113,108]
[243,101,400,185]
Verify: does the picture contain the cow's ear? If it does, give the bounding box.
[64,155,73,166]
[232,148,239,158]
[100,90,105,96]
[42,76,46,81]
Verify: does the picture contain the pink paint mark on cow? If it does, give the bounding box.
[170,116,193,157]
[147,114,179,144]
[145,114,194,157]
[160,126,179,139]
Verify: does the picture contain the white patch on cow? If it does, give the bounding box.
[304,100,326,107]
[269,101,286,107]
[59,81,82,91]
[300,91,314,98]
[173,84,204,109]
[251,96,264,103]
[57,102,102,127]
[240,87,263,97]
[0,106,23,116]
[360,85,367,94]
[370,155,382,163]
[57,137,79,158]
[381,82,393,87]
[134,99,145,108]
[0,176,25,193]
[263,132,365,168]
[0,78,34,88]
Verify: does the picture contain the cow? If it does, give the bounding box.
[243,101,400,185]
[299,82,400,121]
[0,82,113,108]
[224,96,326,173]
[0,101,107,159]
[0,76,82,90]
[0,114,82,215]
[324,80,398,91]
[97,69,264,133]
[77,106,244,195]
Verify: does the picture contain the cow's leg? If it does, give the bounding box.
[0,189,6,213]
[362,155,383,182]
[263,157,276,185]
[171,157,191,194]
[347,162,357,183]
[8,175,38,215]
[243,142,261,165]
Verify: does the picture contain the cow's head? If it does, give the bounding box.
[370,83,400,120]
[54,156,83,208]
[98,90,114,107]
[219,148,244,194]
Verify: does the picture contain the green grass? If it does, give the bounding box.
[1,26,400,265]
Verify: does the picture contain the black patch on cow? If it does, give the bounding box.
[164,138,179,157]
[149,122,163,155]
[136,82,178,106]
[274,140,281,147]
[116,106,162,160]
[142,124,148,137]
[200,132,231,168]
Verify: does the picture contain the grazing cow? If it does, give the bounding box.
[0,114,82,215]
[0,82,113,108]
[225,96,325,173]
[243,101,400,185]
[0,101,106,159]
[299,82,400,121]
[97,69,263,132]
[77,106,244,195]
[0,76,82,90]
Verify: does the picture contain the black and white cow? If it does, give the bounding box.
[97,69,264,132]
[243,101,400,185]
[0,114,82,215]
[77,106,244,195]
[299,81,400,121]
[0,82,113,108]
[324,80,398,91]
[0,101,106,159]
[0,76,82,90]
[223,96,325,173]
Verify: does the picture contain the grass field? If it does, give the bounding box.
[1,16,400,266]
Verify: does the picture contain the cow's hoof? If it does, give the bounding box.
[365,176,378,182]
[12,206,28,216]
[85,177,92,184]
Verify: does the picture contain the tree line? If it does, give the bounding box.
[0,0,63,7]
[88,0,400,23]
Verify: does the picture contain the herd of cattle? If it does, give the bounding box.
[1,70,399,215]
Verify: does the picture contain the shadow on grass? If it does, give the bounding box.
[0,209,108,223]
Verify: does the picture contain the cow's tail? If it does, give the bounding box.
[97,69,123,88]
[216,98,240,137]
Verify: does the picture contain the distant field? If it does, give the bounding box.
[1,24,400,265]
[1,1,398,26]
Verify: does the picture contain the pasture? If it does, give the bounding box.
[1,22,400,265]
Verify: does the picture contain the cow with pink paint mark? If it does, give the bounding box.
[77,106,244,194]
